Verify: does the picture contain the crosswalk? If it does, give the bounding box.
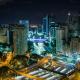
[28,68,62,80]
[15,65,75,80]
[14,57,75,80]
[53,66,75,75]
[15,66,75,80]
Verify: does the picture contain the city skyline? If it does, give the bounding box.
[0,0,80,80]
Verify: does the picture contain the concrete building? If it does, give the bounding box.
[11,20,29,55]
[70,37,80,54]
[0,24,12,45]
[0,23,29,55]
[56,28,64,53]
[12,24,28,55]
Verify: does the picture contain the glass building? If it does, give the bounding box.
[42,15,55,36]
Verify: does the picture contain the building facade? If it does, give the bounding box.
[42,15,55,36]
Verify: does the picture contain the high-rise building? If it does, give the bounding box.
[70,37,80,54]
[49,24,64,54]
[70,15,80,37]
[56,28,64,53]
[0,24,13,45]
[12,23,29,55]
[66,14,80,38]
[0,24,29,55]
[42,15,64,54]
[49,27,57,54]
[0,25,8,44]
[49,23,65,53]
[37,24,43,33]
[42,15,55,36]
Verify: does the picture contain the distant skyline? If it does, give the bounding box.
[0,0,80,24]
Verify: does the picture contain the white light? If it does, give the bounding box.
[46,76,56,80]
[68,12,71,16]
[55,67,61,71]
[29,69,42,75]
[31,25,38,28]
[15,76,24,79]
[66,69,74,74]
[46,54,53,58]
[50,22,55,23]
[41,73,51,78]
[33,43,45,55]
[60,68,67,73]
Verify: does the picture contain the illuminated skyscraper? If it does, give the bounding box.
[43,15,63,54]
[42,15,55,36]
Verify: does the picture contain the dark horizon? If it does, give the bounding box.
[0,0,80,24]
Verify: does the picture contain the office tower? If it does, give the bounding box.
[70,15,80,37]
[49,27,56,41]
[0,25,7,44]
[38,24,43,33]
[42,16,57,53]
[66,15,80,54]
[65,12,72,42]
[59,24,69,54]
[19,20,29,54]
[49,27,57,54]
[49,24,64,54]
[66,14,80,38]
[50,27,64,54]
[0,24,13,45]
[12,24,28,55]
[70,37,80,54]
[0,24,28,54]
[42,15,55,36]
[56,27,64,53]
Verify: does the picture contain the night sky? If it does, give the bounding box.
[0,0,80,24]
